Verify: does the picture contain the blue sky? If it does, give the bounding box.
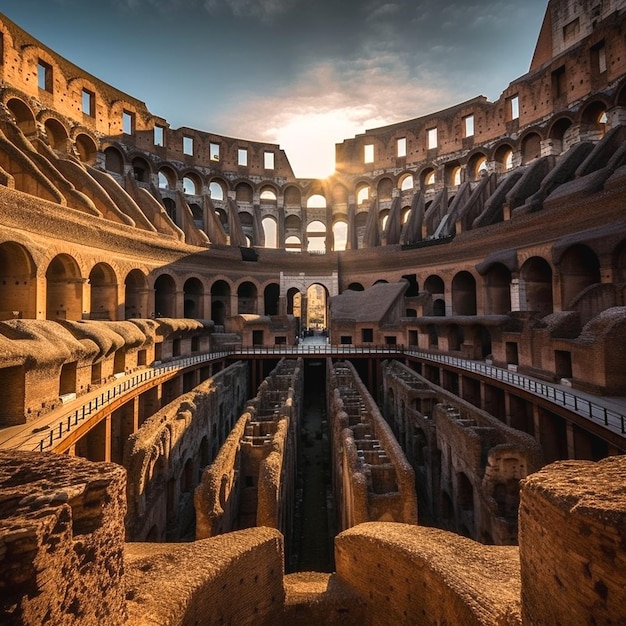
[1,0,548,177]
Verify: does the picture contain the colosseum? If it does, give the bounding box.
[1,0,625,624]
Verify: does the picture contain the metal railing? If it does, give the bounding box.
[33,351,229,452]
[405,349,626,436]
[28,344,625,453]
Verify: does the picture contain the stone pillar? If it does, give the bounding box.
[510,277,526,312]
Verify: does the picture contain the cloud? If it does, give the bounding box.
[203,0,299,19]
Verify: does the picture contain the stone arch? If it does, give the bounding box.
[237,281,258,314]
[182,171,202,195]
[45,254,83,321]
[184,277,205,318]
[286,286,300,315]
[209,179,226,201]
[494,143,514,172]
[306,220,326,253]
[131,156,151,183]
[211,279,231,325]
[154,273,177,318]
[89,262,118,321]
[580,100,608,138]
[399,173,414,191]
[484,263,512,314]
[452,271,477,315]
[424,275,445,306]
[235,182,253,203]
[43,117,70,152]
[420,166,436,188]
[332,183,349,206]
[356,182,370,206]
[307,194,327,208]
[264,283,280,316]
[259,185,278,205]
[332,216,348,252]
[444,161,462,186]
[104,146,125,175]
[0,241,37,319]
[285,236,302,253]
[124,269,148,319]
[559,244,601,309]
[548,117,574,153]
[521,131,542,164]
[262,216,278,249]
[377,177,394,201]
[347,283,364,291]
[520,256,553,317]
[74,133,98,164]
[467,152,489,181]
[284,185,301,206]
[5,97,36,135]
[158,165,176,190]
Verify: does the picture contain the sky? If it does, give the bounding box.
[1,0,548,178]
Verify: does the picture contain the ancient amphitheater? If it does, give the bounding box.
[1,0,626,624]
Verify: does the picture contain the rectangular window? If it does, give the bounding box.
[38,60,52,92]
[210,142,220,161]
[463,114,474,138]
[154,125,165,147]
[364,144,374,163]
[361,328,374,343]
[563,18,580,45]
[183,135,194,156]
[264,151,275,169]
[427,127,437,150]
[397,137,407,158]
[238,148,248,166]
[122,110,134,135]
[507,95,519,121]
[591,41,607,74]
[552,66,566,100]
[81,89,94,116]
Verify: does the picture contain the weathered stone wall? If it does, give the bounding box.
[124,361,248,541]
[195,358,303,549]
[334,522,522,626]
[0,450,127,626]
[125,528,285,626]
[328,360,418,531]
[519,456,626,626]
[382,360,544,544]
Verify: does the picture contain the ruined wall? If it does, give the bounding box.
[519,456,626,626]
[0,450,127,626]
[195,358,303,549]
[124,361,248,541]
[328,360,418,531]
[382,360,544,544]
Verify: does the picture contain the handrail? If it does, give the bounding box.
[27,344,625,453]
[32,351,230,453]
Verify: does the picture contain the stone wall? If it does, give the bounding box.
[0,450,127,626]
[124,361,248,541]
[327,360,418,530]
[195,358,303,549]
[382,360,544,543]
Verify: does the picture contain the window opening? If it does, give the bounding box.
[238,148,248,166]
[183,136,194,156]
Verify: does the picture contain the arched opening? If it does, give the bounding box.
[347,283,364,291]
[158,167,175,190]
[399,174,414,191]
[356,184,370,206]
[0,242,36,319]
[559,244,601,309]
[285,235,302,253]
[332,219,348,251]
[614,240,626,283]
[427,324,438,349]
[211,280,230,325]
[581,101,607,139]
[44,118,69,152]
[131,156,151,183]
[307,194,327,209]
[124,269,148,319]
[184,277,204,318]
[104,146,124,175]
[448,324,464,351]
[484,263,512,314]
[494,144,514,172]
[521,132,542,164]
[46,254,83,321]
[154,274,177,318]
[89,263,117,320]
[305,283,328,330]
[262,216,278,249]
[284,186,301,206]
[264,283,280,316]
[468,153,488,180]
[377,177,393,201]
[306,220,326,253]
[424,275,445,315]
[237,281,257,314]
[6,98,36,135]
[235,183,253,203]
[163,198,176,223]
[549,118,573,153]
[474,325,492,359]
[421,168,436,187]
[260,186,277,205]
[433,299,446,316]
[520,257,553,317]
[75,133,98,164]
[209,180,225,201]
[182,174,200,195]
[287,287,300,316]
[452,271,477,315]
